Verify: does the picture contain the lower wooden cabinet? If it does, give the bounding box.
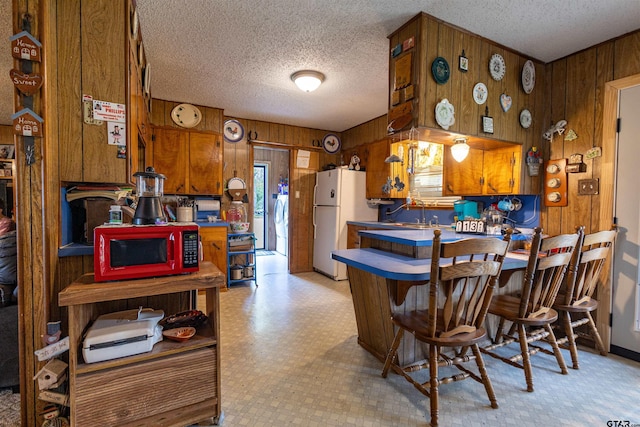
[200,226,227,284]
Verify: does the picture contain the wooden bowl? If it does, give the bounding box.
[162,327,196,343]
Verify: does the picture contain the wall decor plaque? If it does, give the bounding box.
[394,52,412,90]
[9,69,43,96]
[12,107,44,137]
[10,30,42,62]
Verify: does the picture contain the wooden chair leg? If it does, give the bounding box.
[562,311,580,369]
[472,344,498,409]
[586,312,608,356]
[429,344,439,427]
[544,324,569,375]
[382,328,404,378]
[517,323,535,392]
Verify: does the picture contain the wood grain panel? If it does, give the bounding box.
[457,32,481,136]
[613,32,640,80]
[562,50,597,233]
[58,0,83,182]
[81,0,127,183]
[422,16,439,128]
[502,50,520,142]
[436,23,454,130]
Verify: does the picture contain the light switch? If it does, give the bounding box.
[295,191,300,199]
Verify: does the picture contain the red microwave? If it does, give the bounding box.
[93,224,200,282]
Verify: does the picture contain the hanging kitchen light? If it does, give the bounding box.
[450,137,470,162]
[291,70,325,92]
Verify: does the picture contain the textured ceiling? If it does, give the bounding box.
[1,1,639,132]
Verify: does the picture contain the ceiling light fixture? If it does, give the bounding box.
[291,70,325,92]
[450,137,470,162]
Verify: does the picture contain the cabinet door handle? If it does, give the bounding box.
[176,184,184,192]
[487,183,498,193]
[191,185,200,192]
[211,242,221,250]
[447,184,453,193]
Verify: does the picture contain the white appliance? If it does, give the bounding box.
[313,168,378,280]
[274,194,288,255]
[82,307,164,363]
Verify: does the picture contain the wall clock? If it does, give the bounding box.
[322,133,341,154]
[224,119,244,143]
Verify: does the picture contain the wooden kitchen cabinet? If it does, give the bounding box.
[483,146,521,195]
[58,262,224,426]
[364,139,409,199]
[152,127,223,195]
[443,147,484,195]
[443,146,522,196]
[200,226,228,285]
[365,139,389,199]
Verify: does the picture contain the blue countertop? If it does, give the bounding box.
[358,228,478,247]
[332,247,528,281]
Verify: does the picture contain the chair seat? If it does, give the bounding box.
[392,309,487,346]
[489,294,558,326]
[553,293,598,313]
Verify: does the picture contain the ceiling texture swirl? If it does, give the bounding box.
[2,1,639,131]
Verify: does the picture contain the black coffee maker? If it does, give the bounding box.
[132,166,166,225]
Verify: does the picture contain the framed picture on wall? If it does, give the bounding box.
[0,145,15,160]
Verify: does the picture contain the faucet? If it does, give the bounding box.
[385,203,410,217]
[413,199,427,224]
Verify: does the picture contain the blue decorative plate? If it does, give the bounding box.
[431,57,450,84]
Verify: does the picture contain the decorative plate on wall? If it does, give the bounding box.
[322,133,341,154]
[522,60,535,94]
[171,103,202,128]
[431,57,450,84]
[519,109,532,129]
[435,99,455,130]
[473,82,488,105]
[224,119,245,143]
[489,53,506,81]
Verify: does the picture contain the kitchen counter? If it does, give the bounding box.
[332,227,527,366]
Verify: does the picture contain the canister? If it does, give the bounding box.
[243,265,254,278]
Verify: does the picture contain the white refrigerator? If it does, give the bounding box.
[313,168,378,280]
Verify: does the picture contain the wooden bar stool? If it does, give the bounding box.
[382,229,512,427]
[481,226,582,392]
[553,227,617,369]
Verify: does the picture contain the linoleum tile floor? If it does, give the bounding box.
[205,254,640,427]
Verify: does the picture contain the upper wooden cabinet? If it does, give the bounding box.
[58,0,149,184]
[152,127,223,195]
[443,145,521,196]
[364,139,409,199]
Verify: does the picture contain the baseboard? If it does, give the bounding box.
[610,344,640,362]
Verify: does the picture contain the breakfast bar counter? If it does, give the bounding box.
[332,229,527,365]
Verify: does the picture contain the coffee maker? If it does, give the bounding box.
[132,166,167,225]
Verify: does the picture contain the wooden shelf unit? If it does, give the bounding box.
[59,262,224,427]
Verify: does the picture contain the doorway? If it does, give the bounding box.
[611,83,640,358]
[253,147,290,258]
[253,163,268,250]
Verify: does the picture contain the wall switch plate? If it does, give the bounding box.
[578,178,599,195]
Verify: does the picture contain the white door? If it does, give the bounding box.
[612,83,640,354]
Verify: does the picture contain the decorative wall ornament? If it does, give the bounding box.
[543,120,567,141]
[564,129,578,141]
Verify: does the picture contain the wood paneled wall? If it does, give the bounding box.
[541,31,640,236]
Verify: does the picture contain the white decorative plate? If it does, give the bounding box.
[435,99,455,130]
[224,119,244,143]
[489,53,506,81]
[171,103,202,128]
[473,82,487,105]
[322,133,341,154]
[522,60,535,94]
[227,177,246,189]
[519,109,532,129]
